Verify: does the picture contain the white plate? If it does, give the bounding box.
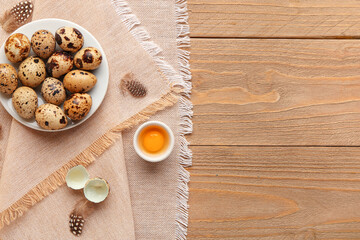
[0,18,109,132]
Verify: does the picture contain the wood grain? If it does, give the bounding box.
[186,2,360,239]
[189,38,360,146]
[187,146,360,239]
[189,0,360,38]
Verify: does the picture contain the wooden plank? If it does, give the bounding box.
[188,146,360,239]
[189,38,360,145]
[188,0,360,38]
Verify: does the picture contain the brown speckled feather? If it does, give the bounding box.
[0,0,34,32]
[69,198,96,237]
[120,72,147,98]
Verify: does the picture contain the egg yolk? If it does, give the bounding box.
[142,130,165,153]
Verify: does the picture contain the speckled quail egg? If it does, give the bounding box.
[46,51,73,78]
[41,78,66,105]
[63,70,97,93]
[55,26,84,53]
[4,33,31,63]
[74,47,102,70]
[12,86,38,119]
[35,103,68,130]
[0,64,18,95]
[18,56,46,88]
[64,93,92,121]
[31,30,56,59]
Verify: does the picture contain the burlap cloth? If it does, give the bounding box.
[120,2,192,240]
[0,0,191,239]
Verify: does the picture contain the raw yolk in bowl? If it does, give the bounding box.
[143,130,164,153]
[139,125,169,154]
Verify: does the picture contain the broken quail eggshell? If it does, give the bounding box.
[84,178,110,203]
[4,33,31,63]
[66,165,90,190]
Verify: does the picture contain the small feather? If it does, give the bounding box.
[120,73,147,98]
[0,0,34,32]
[69,198,96,237]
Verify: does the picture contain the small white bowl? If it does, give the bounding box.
[133,121,175,163]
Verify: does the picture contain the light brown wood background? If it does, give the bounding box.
[187,1,360,239]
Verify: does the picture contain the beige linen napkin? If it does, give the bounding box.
[0,0,182,237]
[116,1,192,239]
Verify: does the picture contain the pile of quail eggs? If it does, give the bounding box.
[0,27,103,130]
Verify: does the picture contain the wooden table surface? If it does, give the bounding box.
[187,1,360,239]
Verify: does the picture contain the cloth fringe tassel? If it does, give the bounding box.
[175,0,193,239]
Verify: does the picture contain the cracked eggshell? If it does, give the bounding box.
[74,47,102,70]
[66,165,90,190]
[12,86,38,119]
[35,103,68,130]
[0,64,18,95]
[55,26,84,53]
[63,93,92,121]
[31,29,56,59]
[41,77,66,105]
[4,33,31,63]
[18,56,46,88]
[63,70,97,93]
[84,178,110,203]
